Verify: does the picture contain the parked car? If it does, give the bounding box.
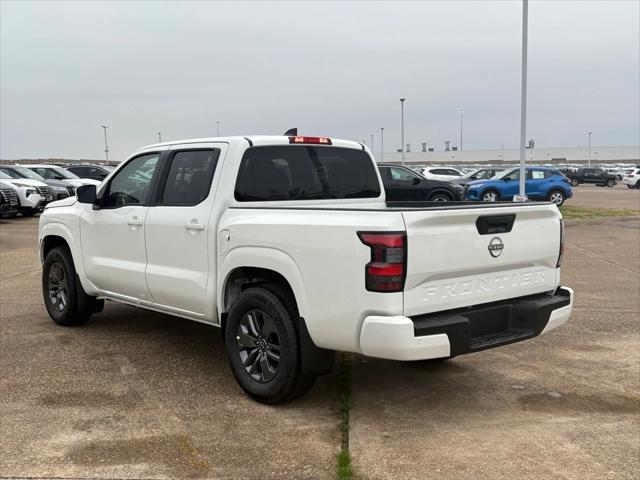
[378,163,464,201]
[39,135,573,404]
[566,167,617,187]
[0,165,70,200]
[0,170,53,216]
[622,168,640,189]
[21,164,101,195]
[454,168,504,185]
[603,167,624,181]
[65,164,115,181]
[0,179,20,218]
[465,167,573,206]
[420,166,464,181]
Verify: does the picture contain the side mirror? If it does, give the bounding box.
[76,184,97,204]
[412,177,421,185]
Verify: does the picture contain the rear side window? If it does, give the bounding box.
[234,146,381,201]
[531,170,545,180]
[161,150,220,206]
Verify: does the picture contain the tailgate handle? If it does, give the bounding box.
[476,214,515,235]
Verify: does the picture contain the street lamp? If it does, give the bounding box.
[518,0,528,199]
[588,131,592,166]
[458,109,464,151]
[157,132,162,143]
[400,98,406,166]
[216,121,220,137]
[370,134,374,155]
[100,125,109,162]
[380,127,384,162]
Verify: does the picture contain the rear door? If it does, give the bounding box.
[144,144,224,316]
[402,204,561,317]
[525,169,546,198]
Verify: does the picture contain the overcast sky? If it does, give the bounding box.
[1,0,638,161]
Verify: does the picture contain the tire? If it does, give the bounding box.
[627,184,634,189]
[482,190,499,202]
[570,179,579,187]
[428,191,453,202]
[225,287,315,404]
[606,179,615,187]
[42,246,103,326]
[547,190,566,206]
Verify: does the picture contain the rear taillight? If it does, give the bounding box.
[288,136,332,145]
[358,232,407,292]
[556,219,565,268]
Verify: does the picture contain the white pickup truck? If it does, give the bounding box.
[38,135,573,403]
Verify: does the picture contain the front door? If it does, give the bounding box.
[144,145,224,316]
[80,152,162,301]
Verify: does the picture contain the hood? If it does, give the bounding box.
[74,178,102,186]
[42,179,70,188]
[453,178,473,185]
[2,178,48,188]
[44,195,77,209]
[0,180,17,190]
[467,179,492,189]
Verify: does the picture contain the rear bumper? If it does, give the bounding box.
[359,286,573,361]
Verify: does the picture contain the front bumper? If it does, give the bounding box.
[359,287,573,361]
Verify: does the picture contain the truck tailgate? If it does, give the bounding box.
[402,204,561,317]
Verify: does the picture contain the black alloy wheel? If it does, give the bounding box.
[236,309,281,383]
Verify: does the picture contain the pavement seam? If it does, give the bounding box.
[0,266,40,281]
[567,245,639,274]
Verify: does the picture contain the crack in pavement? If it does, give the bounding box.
[567,245,639,274]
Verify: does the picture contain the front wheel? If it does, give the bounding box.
[547,190,566,206]
[225,287,315,404]
[42,246,103,326]
[482,190,499,202]
[428,192,453,202]
[606,179,615,187]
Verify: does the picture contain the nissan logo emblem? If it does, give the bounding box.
[488,237,504,258]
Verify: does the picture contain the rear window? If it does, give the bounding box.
[234,146,381,201]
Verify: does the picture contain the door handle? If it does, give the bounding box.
[185,223,205,231]
[127,219,143,226]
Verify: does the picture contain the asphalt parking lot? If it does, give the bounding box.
[567,183,640,210]
[1,193,639,479]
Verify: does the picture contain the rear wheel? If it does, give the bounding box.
[482,190,499,202]
[570,179,579,187]
[42,246,103,326]
[225,287,315,404]
[606,179,615,187]
[547,190,566,206]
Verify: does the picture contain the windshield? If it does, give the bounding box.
[11,167,46,181]
[0,171,12,179]
[102,165,115,172]
[51,167,80,179]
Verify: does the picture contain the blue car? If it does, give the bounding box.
[465,167,572,206]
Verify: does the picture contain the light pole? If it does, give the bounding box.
[157,132,162,143]
[216,121,220,137]
[370,134,374,155]
[100,125,109,162]
[400,98,406,166]
[588,131,592,166]
[458,109,464,151]
[518,0,528,199]
[380,127,384,162]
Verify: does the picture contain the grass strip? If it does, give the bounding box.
[336,352,353,480]
[560,206,638,219]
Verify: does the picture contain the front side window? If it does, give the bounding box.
[235,146,380,201]
[161,150,220,206]
[103,153,160,207]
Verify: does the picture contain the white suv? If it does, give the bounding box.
[420,167,464,181]
[622,168,640,189]
[0,170,53,216]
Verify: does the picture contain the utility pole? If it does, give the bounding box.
[588,131,592,166]
[400,98,406,166]
[100,125,109,162]
[518,0,528,200]
[371,134,374,155]
[157,132,162,143]
[216,121,220,137]
[458,109,464,151]
[380,127,384,162]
